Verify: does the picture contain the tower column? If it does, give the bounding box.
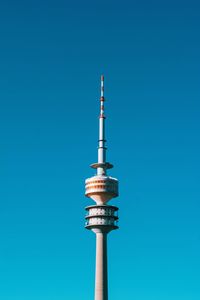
[85,76,119,300]
[94,231,108,300]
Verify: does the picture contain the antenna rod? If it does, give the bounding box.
[98,75,106,175]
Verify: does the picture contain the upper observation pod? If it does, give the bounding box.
[85,175,118,205]
[85,75,119,205]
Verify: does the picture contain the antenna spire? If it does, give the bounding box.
[89,75,113,175]
[98,75,106,175]
[100,75,105,118]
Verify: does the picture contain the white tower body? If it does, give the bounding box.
[85,76,119,300]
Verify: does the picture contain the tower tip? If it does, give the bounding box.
[101,75,104,81]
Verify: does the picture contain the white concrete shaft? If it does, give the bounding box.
[98,117,105,160]
[98,115,106,176]
[95,232,108,300]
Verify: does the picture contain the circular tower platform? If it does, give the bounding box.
[85,205,119,232]
[85,175,118,205]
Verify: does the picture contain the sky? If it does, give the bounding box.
[0,0,200,299]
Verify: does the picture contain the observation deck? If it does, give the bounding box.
[85,175,118,205]
[85,205,118,232]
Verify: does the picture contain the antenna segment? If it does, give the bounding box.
[98,75,106,175]
[90,76,113,176]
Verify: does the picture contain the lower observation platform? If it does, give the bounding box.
[85,205,119,232]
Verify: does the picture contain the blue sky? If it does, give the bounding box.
[0,0,200,299]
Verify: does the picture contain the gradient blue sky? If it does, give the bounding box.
[0,0,200,299]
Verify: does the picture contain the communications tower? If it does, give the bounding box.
[85,75,119,300]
